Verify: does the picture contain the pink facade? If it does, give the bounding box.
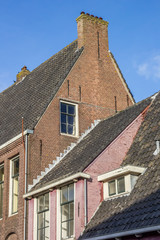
[84,113,144,221]
[27,113,144,239]
[28,199,34,240]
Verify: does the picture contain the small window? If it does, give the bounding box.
[60,102,78,136]
[61,184,74,239]
[11,156,19,214]
[37,193,49,240]
[108,177,125,196]
[0,164,4,219]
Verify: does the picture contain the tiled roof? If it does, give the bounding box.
[30,96,151,191]
[0,41,83,146]
[80,92,160,239]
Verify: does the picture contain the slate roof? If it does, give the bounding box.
[31,96,151,191]
[0,40,83,146]
[80,92,160,240]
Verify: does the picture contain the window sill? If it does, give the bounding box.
[8,212,18,218]
[60,133,79,138]
[106,191,130,200]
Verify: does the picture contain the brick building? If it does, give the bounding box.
[0,13,134,239]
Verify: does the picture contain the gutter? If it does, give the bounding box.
[0,129,33,150]
[23,172,90,199]
[82,225,160,240]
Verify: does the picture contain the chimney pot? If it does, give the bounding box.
[99,17,103,20]
[95,16,98,18]
[91,15,94,17]
[81,11,85,14]
[86,13,90,15]
[16,66,30,83]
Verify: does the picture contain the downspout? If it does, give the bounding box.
[24,130,33,240]
[84,179,87,226]
[24,134,28,240]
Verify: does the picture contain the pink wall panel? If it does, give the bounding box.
[50,190,57,240]
[84,114,143,221]
[28,199,34,240]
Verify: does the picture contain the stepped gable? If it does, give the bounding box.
[30,96,151,192]
[80,92,160,240]
[0,40,83,146]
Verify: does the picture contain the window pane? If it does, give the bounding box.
[68,125,73,135]
[45,227,50,239]
[62,204,69,222]
[45,193,49,210]
[0,166,4,182]
[69,202,74,220]
[68,105,75,115]
[38,229,44,240]
[69,184,74,202]
[68,115,74,125]
[13,159,19,176]
[61,124,67,133]
[131,175,138,190]
[38,195,44,212]
[0,183,3,218]
[61,103,67,113]
[109,180,116,196]
[61,186,68,203]
[61,114,66,124]
[38,212,44,229]
[45,211,49,227]
[62,221,69,239]
[69,220,74,237]
[117,177,125,194]
[12,176,18,213]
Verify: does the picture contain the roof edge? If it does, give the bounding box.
[24,172,90,199]
[82,224,160,240]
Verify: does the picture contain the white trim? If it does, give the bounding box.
[57,189,61,240]
[82,225,160,240]
[98,165,146,182]
[60,100,79,137]
[9,155,20,217]
[24,173,90,199]
[33,198,37,240]
[0,129,34,150]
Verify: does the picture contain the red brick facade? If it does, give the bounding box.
[0,13,134,239]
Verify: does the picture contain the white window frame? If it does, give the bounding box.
[9,155,19,216]
[0,163,4,220]
[34,193,50,240]
[57,183,75,240]
[60,100,79,137]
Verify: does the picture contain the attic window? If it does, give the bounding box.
[98,165,145,199]
[60,101,78,137]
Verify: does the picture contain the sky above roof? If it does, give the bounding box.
[0,0,160,102]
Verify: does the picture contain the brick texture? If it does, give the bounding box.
[0,13,134,239]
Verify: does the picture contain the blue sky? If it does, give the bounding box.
[0,0,160,102]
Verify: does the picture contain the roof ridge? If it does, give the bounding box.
[28,119,101,191]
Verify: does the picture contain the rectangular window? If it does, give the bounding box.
[37,193,49,240]
[11,156,19,214]
[60,102,78,136]
[108,177,125,196]
[61,184,74,239]
[0,164,4,219]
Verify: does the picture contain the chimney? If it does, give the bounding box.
[16,66,30,83]
[76,12,109,57]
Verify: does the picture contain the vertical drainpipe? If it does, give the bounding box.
[24,134,28,240]
[84,179,87,226]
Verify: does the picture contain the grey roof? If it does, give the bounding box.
[0,41,83,146]
[80,92,160,239]
[31,96,151,191]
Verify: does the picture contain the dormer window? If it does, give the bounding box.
[98,165,145,199]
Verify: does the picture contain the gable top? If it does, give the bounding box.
[80,91,160,240]
[0,41,83,146]
[28,96,151,193]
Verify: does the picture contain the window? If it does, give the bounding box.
[37,193,49,240]
[0,164,4,219]
[60,184,74,239]
[11,156,19,214]
[108,177,125,196]
[60,101,78,136]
